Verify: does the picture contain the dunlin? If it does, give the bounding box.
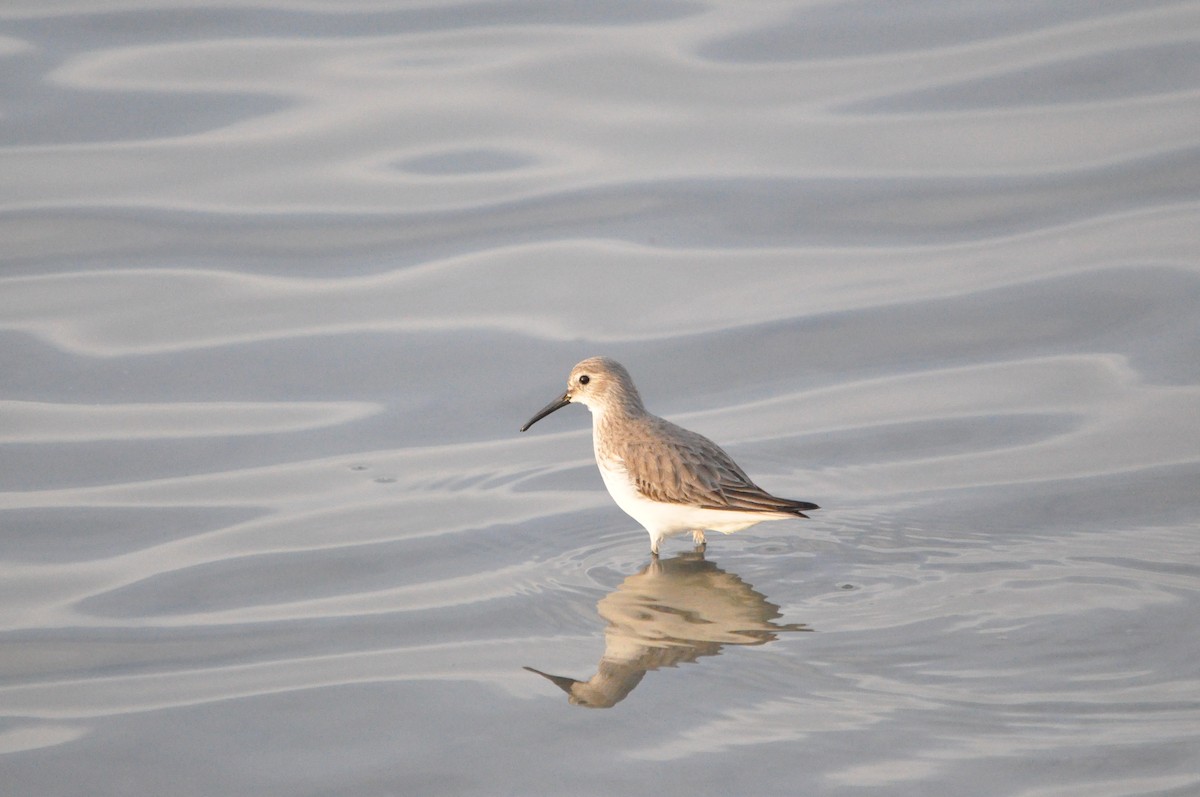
[520,357,818,554]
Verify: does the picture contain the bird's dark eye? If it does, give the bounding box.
[579,374,590,385]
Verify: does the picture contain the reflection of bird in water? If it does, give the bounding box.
[525,552,810,708]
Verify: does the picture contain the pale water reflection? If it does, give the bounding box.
[525,552,809,708]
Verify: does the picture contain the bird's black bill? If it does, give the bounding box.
[520,392,571,432]
[523,666,579,695]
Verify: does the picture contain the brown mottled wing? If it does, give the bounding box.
[619,418,818,516]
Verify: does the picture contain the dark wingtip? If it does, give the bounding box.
[790,501,819,517]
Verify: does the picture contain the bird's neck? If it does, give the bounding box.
[591,400,644,439]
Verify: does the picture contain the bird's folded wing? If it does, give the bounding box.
[622,422,803,513]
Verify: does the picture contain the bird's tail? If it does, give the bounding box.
[783,499,819,518]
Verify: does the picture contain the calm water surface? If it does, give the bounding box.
[2,2,1199,795]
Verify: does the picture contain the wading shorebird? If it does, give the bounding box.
[520,357,819,554]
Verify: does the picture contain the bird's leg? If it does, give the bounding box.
[691,529,706,552]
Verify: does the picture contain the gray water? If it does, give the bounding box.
[3,2,1199,795]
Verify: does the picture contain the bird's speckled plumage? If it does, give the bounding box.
[521,357,818,554]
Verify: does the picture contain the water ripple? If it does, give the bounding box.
[4,212,1198,353]
[0,400,378,442]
